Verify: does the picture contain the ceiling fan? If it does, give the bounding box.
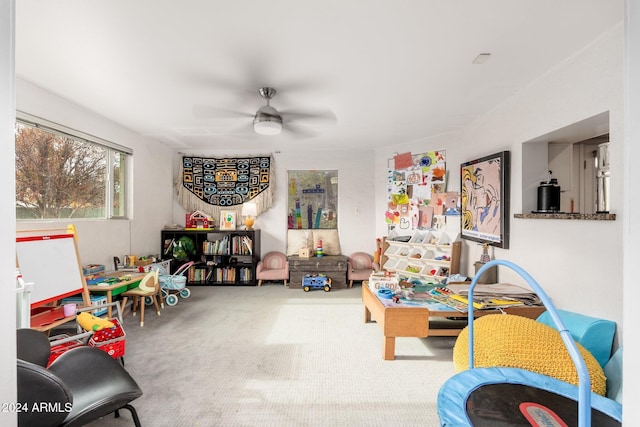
[194,86,336,137]
[253,87,283,135]
[251,86,337,137]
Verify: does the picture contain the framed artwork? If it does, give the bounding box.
[287,170,338,229]
[460,151,510,249]
[219,210,236,231]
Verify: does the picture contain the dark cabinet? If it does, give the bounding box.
[288,255,348,289]
[161,229,261,286]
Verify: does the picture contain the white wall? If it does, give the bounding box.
[623,0,640,421]
[375,25,624,336]
[171,149,377,258]
[15,79,175,268]
[1,1,16,425]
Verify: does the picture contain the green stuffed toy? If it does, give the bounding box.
[172,236,196,261]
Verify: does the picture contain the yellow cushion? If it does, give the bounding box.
[453,314,607,395]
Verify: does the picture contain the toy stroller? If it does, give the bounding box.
[157,261,194,306]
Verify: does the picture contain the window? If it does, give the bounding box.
[520,111,610,216]
[15,113,131,220]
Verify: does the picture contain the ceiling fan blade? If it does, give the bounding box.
[228,122,258,138]
[265,79,329,96]
[280,108,337,125]
[182,64,316,103]
[284,123,321,139]
[192,105,253,119]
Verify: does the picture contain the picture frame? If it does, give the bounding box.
[460,150,510,249]
[219,210,237,231]
[287,170,338,229]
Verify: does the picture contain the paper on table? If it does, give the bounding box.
[446,283,541,306]
[447,283,535,295]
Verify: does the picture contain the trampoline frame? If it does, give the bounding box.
[468,260,592,427]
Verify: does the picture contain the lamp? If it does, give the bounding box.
[241,202,258,230]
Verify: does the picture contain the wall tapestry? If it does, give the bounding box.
[386,150,458,232]
[176,155,274,222]
[287,170,338,229]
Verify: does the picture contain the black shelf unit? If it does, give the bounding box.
[161,229,261,286]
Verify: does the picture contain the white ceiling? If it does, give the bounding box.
[15,1,623,152]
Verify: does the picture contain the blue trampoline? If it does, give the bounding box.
[436,260,622,427]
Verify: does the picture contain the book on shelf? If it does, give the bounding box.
[163,224,184,230]
[202,234,253,257]
[164,238,175,255]
[241,236,253,255]
[202,235,232,256]
[219,235,229,255]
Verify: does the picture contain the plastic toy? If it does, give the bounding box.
[302,273,332,292]
[77,311,114,331]
[158,261,193,306]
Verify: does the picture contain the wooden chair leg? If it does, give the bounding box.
[258,279,262,287]
[152,295,161,316]
[139,298,145,327]
[158,291,165,309]
[131,298,138,317]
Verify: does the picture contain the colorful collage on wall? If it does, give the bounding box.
[385,150,459,232]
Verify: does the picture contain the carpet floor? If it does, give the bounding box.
[84,283,457,427]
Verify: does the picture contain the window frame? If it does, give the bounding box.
[15,111,132,221]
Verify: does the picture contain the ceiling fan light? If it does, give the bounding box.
[254,119,282,135]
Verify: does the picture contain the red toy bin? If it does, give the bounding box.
[48,334,84,367]
[88,318,126,359]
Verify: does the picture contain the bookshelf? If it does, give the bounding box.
[161,229,261,286]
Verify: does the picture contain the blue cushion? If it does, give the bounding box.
[604,347,623,403]
[536,309,616,368]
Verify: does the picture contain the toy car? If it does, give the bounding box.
[302,273,332,292]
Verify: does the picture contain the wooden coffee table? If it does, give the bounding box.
[362,284,546,360]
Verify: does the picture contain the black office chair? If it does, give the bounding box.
[16,327,51,367]
[16,328,143,427]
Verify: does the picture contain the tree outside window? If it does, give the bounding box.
[15,121,127,220]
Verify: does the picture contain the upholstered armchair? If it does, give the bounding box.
[256,251,289,287]
[347,252,379,288]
